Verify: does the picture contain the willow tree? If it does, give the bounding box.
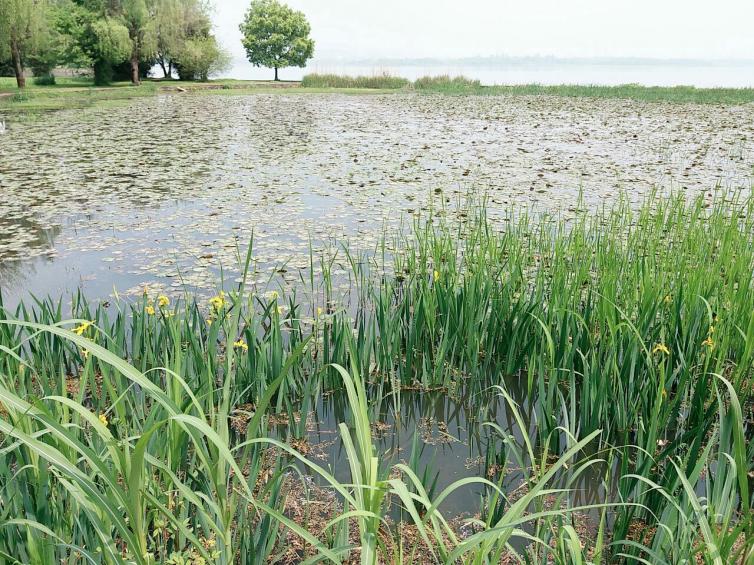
[0,0,48,88]
[153,0,184,77]
[55,1,132,85]
[239,0,314,81]
[120,0,156,84]
[154,0,214,78]
[173,35,229,80]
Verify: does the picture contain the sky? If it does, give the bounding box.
[213,0,754,63]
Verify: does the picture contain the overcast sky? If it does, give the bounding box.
[213,0,754,62]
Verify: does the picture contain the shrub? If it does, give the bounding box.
[175,36,231,81]
[32,73,56,86]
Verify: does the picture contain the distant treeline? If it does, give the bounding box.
[0,0,230,88]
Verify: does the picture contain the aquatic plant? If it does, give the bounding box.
[0,191,751,562]
[301,72,411,89]
[413,75,481,91]
[298,73,754,103]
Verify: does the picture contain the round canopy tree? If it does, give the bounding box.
[239,0,314,81]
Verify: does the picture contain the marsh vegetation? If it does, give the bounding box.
[0,192,753,563]
[1,31,753,563]
[300,73,754,104]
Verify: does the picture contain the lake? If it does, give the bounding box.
[1,90,752,557]
[1,92,752,307]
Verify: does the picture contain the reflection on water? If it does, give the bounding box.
[274,383,610,521]
[0,93,752,308]
[0,214,62,290]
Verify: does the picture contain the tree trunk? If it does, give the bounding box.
[130,55,140,86]
[274,67,279,81]
[159,58,168,78]
[168,61,173,79]
[10,38,25,89]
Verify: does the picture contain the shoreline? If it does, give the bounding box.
[2,76,754,115]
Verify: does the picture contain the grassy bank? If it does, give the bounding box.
[468,82,754,104]
[1,192,752,563]
[302,72,754,104]
[0,77,311,114]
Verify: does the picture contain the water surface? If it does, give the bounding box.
[1,93,752,307]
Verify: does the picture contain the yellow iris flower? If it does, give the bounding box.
[209,291,227,310]
[73,321,94,336]
[652,343,670,355]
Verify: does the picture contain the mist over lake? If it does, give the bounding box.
[228,56,754,87]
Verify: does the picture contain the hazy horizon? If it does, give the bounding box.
[214,0,754,64]
[238,54,754,66]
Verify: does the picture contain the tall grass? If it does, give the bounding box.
[0,191,752,562]
[413,75,481,92]
[475,83,754,104]
[299,73,754,103]
[300,73,411,89]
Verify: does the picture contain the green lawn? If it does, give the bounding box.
[0,77,159,113]
[0,77,398,114]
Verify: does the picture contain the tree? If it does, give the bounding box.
[153,0,185,77]
[239,0,314,81]
[154,0,216,79]
[120,0,157,85]
[55,1,131,85]
[0,0,49,88]
[27,21,63,83]
[173,35,229,80]
[54,0,160,86]
[85,15,132,84]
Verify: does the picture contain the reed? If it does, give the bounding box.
[300,73,411,89]
[299,73,754,103]
[413,75,481,91]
